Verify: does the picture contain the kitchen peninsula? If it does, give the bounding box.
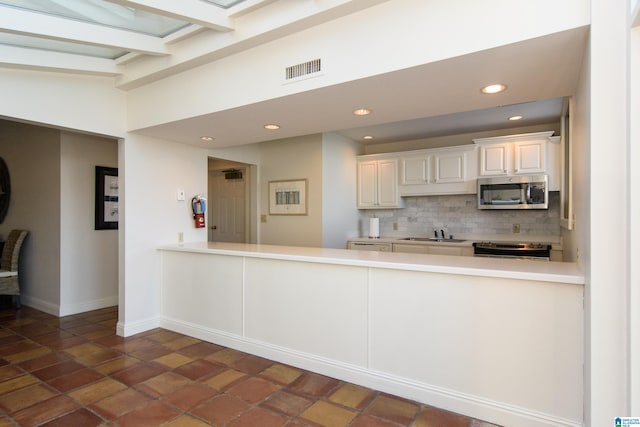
[159,242,584,427]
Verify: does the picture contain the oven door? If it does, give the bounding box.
[473,242,551,259]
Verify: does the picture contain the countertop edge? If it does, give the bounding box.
[158,242,584,285]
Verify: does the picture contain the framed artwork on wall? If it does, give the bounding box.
[95,166,118,230]
[269,179,307,215]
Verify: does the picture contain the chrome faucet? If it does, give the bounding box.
[440,229,446,239]
[433,228,439,239]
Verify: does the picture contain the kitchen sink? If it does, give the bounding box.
[400,237,467,243]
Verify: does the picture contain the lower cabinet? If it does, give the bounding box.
[393,243,473,256]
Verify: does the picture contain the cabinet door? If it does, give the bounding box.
[514,140,545,174]
[376,159,399,207]
[393,243,429,254]
[480,143,509,176]
[357,161,378,208]
[426,246,464,256]
[434,152,465,183]
[401,157,430,185]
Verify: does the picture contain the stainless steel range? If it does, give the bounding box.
[472,241,551,260]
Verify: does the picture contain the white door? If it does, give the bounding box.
[208,170,245,242]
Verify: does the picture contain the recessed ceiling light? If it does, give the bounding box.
[200,136,214,141]
[509,115,524,121]
[481,84,507,94]
[352,108,372,116]
[363,135,374,140]
[264,124,280,130]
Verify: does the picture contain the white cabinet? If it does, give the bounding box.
[434,150,465,183]
[400,156,430,185]
[357,158,402,209]
[348,241,393,251]
[479,142,510,176]
[514,139,546,174]
[399,145,477,196]
[474,131,559,185]
[392,243,473,256]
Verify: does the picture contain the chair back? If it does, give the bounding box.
[1,230,28,272]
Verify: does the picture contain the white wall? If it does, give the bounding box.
[586,0,630,424]
[321,133,363,248]
[118,133,209,335]
[258,135,323,247]
[60,131,118,315]
[0,121,61,312]
[126,0,589,132]
[0,69,125,138]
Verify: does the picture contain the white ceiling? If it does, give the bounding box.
[135,27,587,148]
[0,0,588,149]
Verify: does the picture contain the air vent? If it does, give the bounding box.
[285,58,322,81]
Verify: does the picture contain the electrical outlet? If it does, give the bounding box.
[261,214,267,223]
[178,232,184,244]
[513,223,521,233]
[393,222,398,231]
[176,189,185,201]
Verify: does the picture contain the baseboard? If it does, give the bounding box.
[160,315,583,427]
[117,315,160,337]
[19,295,59,316]
[58,296,118,317]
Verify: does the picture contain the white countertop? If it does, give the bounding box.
[159,241,584,285]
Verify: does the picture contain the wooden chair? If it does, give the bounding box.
[0,230,28,309]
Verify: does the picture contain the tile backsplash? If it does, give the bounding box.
[361,192,560,239]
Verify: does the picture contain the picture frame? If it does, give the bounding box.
[95,166,119,230]
[269,179,307,215]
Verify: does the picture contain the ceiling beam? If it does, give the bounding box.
[102,0,234,32]
[0,6,168,56]
[0,45,120,76]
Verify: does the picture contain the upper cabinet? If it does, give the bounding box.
[473,131,561,190]
[357,157,403,209]
[399,145,478,196]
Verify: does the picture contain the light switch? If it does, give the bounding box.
[177,189,185,201]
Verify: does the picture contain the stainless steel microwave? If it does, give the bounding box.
[477,175,548,209]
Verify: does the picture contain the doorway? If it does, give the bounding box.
[207,157,253,243]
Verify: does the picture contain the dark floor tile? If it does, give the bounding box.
[0,340,40,357]
[12,394,79,426]
[161,383,218,411]
[39,408,104,427]
[228,377,281,404]
[191,394,251,425]
[413,405,473,427]
[0,383,58,413]
[178,341,225,358]
[130,343,173,361]
[90,388,153,420]
[111,363,166,386]
[32,360,84,381]
[115,400,181,427]
[47,367,104,392]
[232,354,274,375]
[227,407,289,427]
[18,351,70,372]
[174,359,225,381]
[351,413,401,427]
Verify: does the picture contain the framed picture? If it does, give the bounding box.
[95,166,118,230]
[269,179,307,215]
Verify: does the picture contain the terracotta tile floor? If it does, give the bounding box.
[0,305,500,426]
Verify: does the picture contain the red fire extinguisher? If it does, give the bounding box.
[191,195,206,229]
